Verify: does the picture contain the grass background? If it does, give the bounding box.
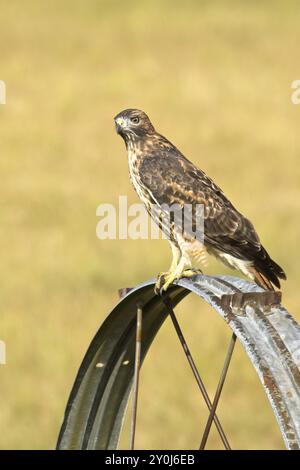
[1,0,300,449]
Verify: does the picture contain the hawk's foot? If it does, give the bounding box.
[181,268,203,278]
[154,268,203,295]
[154,271,177,296]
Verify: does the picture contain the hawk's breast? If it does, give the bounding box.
[127,144,153,211]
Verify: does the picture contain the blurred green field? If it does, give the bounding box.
[1,0,300,449]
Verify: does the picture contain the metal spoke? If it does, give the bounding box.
[130,303,143,450]
[162,296,231,450]
[199,333,237,450]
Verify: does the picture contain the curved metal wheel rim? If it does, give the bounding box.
[57,275,300,450]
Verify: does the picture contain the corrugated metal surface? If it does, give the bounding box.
[57,275,300,450]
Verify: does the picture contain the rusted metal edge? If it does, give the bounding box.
[221,291,282,313]
[57,275,300,450]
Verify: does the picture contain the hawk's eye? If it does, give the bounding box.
[131,116,140,125]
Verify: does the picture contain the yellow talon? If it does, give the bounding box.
[161,272,177,291]
[155,271,177,295]
[181,268,203,278]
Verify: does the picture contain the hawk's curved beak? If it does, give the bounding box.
[115,117,127,135]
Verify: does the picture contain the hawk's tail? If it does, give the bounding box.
[251,247,286,291]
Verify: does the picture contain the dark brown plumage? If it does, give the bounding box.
[114,108,286,293]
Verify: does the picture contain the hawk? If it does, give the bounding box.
[114,108,286,294]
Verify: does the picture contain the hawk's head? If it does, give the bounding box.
[114,109,155,142]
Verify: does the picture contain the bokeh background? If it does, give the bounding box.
[1,0,300,449]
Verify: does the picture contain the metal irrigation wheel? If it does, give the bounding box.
[57,275,300,450]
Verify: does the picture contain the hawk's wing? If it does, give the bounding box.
[139,149,261,261]
[139,144,286,288]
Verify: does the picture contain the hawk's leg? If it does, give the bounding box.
[155,247,200,295]
[168,243,181,273]
[154,243,181,295]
